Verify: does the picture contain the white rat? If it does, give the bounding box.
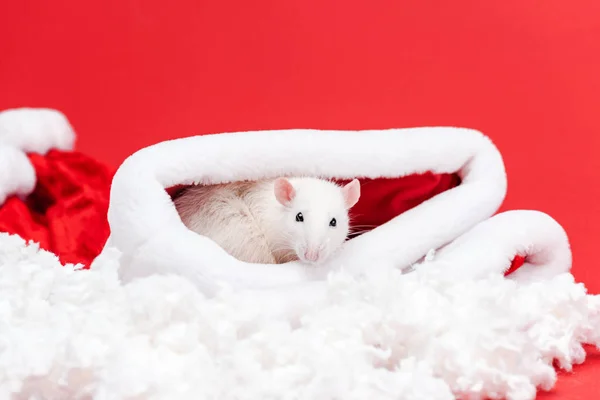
[174,177,361,265]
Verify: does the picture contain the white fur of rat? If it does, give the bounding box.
[174,177,361,265]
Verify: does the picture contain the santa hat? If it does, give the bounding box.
[105,125,570,299]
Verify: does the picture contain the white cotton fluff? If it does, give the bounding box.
[0,233,599,400]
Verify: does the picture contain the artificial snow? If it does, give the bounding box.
[1,233,598,400]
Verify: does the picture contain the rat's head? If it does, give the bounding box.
[273,177,360,265]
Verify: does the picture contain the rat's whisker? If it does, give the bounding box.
[348,230,372,237]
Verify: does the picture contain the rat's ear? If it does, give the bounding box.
[342,179,361,209]
[274,178,296,207]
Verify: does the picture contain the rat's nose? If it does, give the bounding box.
[304,248,320,262]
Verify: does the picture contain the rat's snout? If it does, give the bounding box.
[304,248,320,262]
[301,243,328,263]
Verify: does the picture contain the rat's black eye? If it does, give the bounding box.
[295,212,304,222]
[329,218,337,227]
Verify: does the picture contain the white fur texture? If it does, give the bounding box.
[0,145,36,204]
[0,108,75,154]
[1,233,598,400]
[175,177,355,265]
[0,108,76,204]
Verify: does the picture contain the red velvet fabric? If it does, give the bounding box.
[337,174,461,230]
[0,150,114,267]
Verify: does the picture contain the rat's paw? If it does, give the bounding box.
[0,108,76,154]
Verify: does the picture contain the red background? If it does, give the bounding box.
[1,0,599,397]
